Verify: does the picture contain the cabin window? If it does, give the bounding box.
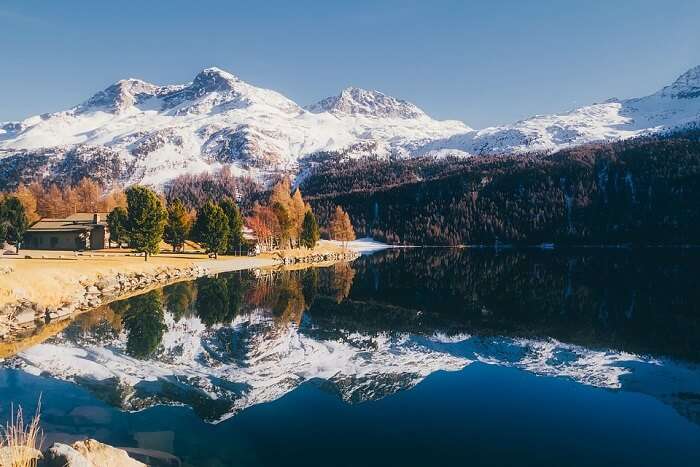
[50,237,59,248]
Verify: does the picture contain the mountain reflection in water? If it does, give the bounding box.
[4,249,700,425]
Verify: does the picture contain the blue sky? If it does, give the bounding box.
[1,0,699,128]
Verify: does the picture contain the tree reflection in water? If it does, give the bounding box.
[165,281,197,322]
[67,248,700,363]
[122,290,166,359]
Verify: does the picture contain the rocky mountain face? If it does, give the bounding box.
[1,65,699,189]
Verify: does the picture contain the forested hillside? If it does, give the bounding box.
[302,131,700,245]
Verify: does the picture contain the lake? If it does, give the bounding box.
[1,248,699,466]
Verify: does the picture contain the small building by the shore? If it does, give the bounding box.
[24,213,109,251]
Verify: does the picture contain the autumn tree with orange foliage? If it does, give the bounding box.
[10,184,40,224]
[329,206,355,246]
[246,203,279,251]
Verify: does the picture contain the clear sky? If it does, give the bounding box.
[1,0,699,128]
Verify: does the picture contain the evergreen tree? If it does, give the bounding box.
[300,210,320,248]
[164,199,191,252]
[0,196,28,251]
[125,186,167,261]
[192,201,230,259]
[107,206,128,248]
[219,198,244,254]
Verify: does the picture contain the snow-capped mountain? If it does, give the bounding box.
[1,65,699,188]
[418,65,700,157]
[305,86,427,119]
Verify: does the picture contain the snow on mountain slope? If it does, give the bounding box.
[0,67,467,187]
[416,65,700,157]
[1,65,699,188]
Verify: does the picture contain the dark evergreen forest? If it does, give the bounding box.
[302,131,700,245]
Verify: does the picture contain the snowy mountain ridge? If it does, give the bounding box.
[1,65,699,188]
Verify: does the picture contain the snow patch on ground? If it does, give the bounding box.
[323,237,392,254]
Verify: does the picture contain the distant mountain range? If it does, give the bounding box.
[1,65,699,188]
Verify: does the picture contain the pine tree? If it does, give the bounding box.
[300,210,320,248]
[192,201,230,259]
[164,199,191,252]
[0,196,28,251]
[125,186,167,261]
[219,198,244,254]
[107,206,128,248]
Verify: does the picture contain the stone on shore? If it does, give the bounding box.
[43,439,145,467]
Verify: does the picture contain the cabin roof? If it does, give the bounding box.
[27,213,108,233]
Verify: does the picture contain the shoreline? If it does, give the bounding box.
[0,242,367,342]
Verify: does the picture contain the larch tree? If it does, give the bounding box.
[219,198,244,254]
[43,184,68,218]
[125,186,167,261]
[300,210,320,249]
[272,201,293,249]
[291,188,307,244]
[247,203,278,251]
[75,178,102,212]
[99,188,127,212]
[12,184,39,224]
[329,206,355,247]
[192,201,230,259]
[62,186,79,216]
[107,206,128,248]
[270,179,296,247]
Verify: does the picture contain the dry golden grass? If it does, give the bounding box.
[0,253,209,309]
[0,242,347,310]
[0,400,43,467]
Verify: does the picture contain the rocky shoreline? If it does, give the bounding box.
[0,249,359,341]
[0,263,208,340]
[275,249,360,265]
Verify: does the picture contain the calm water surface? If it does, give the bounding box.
[1,248,699,466]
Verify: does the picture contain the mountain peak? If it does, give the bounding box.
[79,78,161,113]
[192,67,240,92]
[307,87,426,119]
[659,65,700,99]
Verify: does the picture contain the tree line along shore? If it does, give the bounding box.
[0,177,363,341]
[0,177,357,259]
